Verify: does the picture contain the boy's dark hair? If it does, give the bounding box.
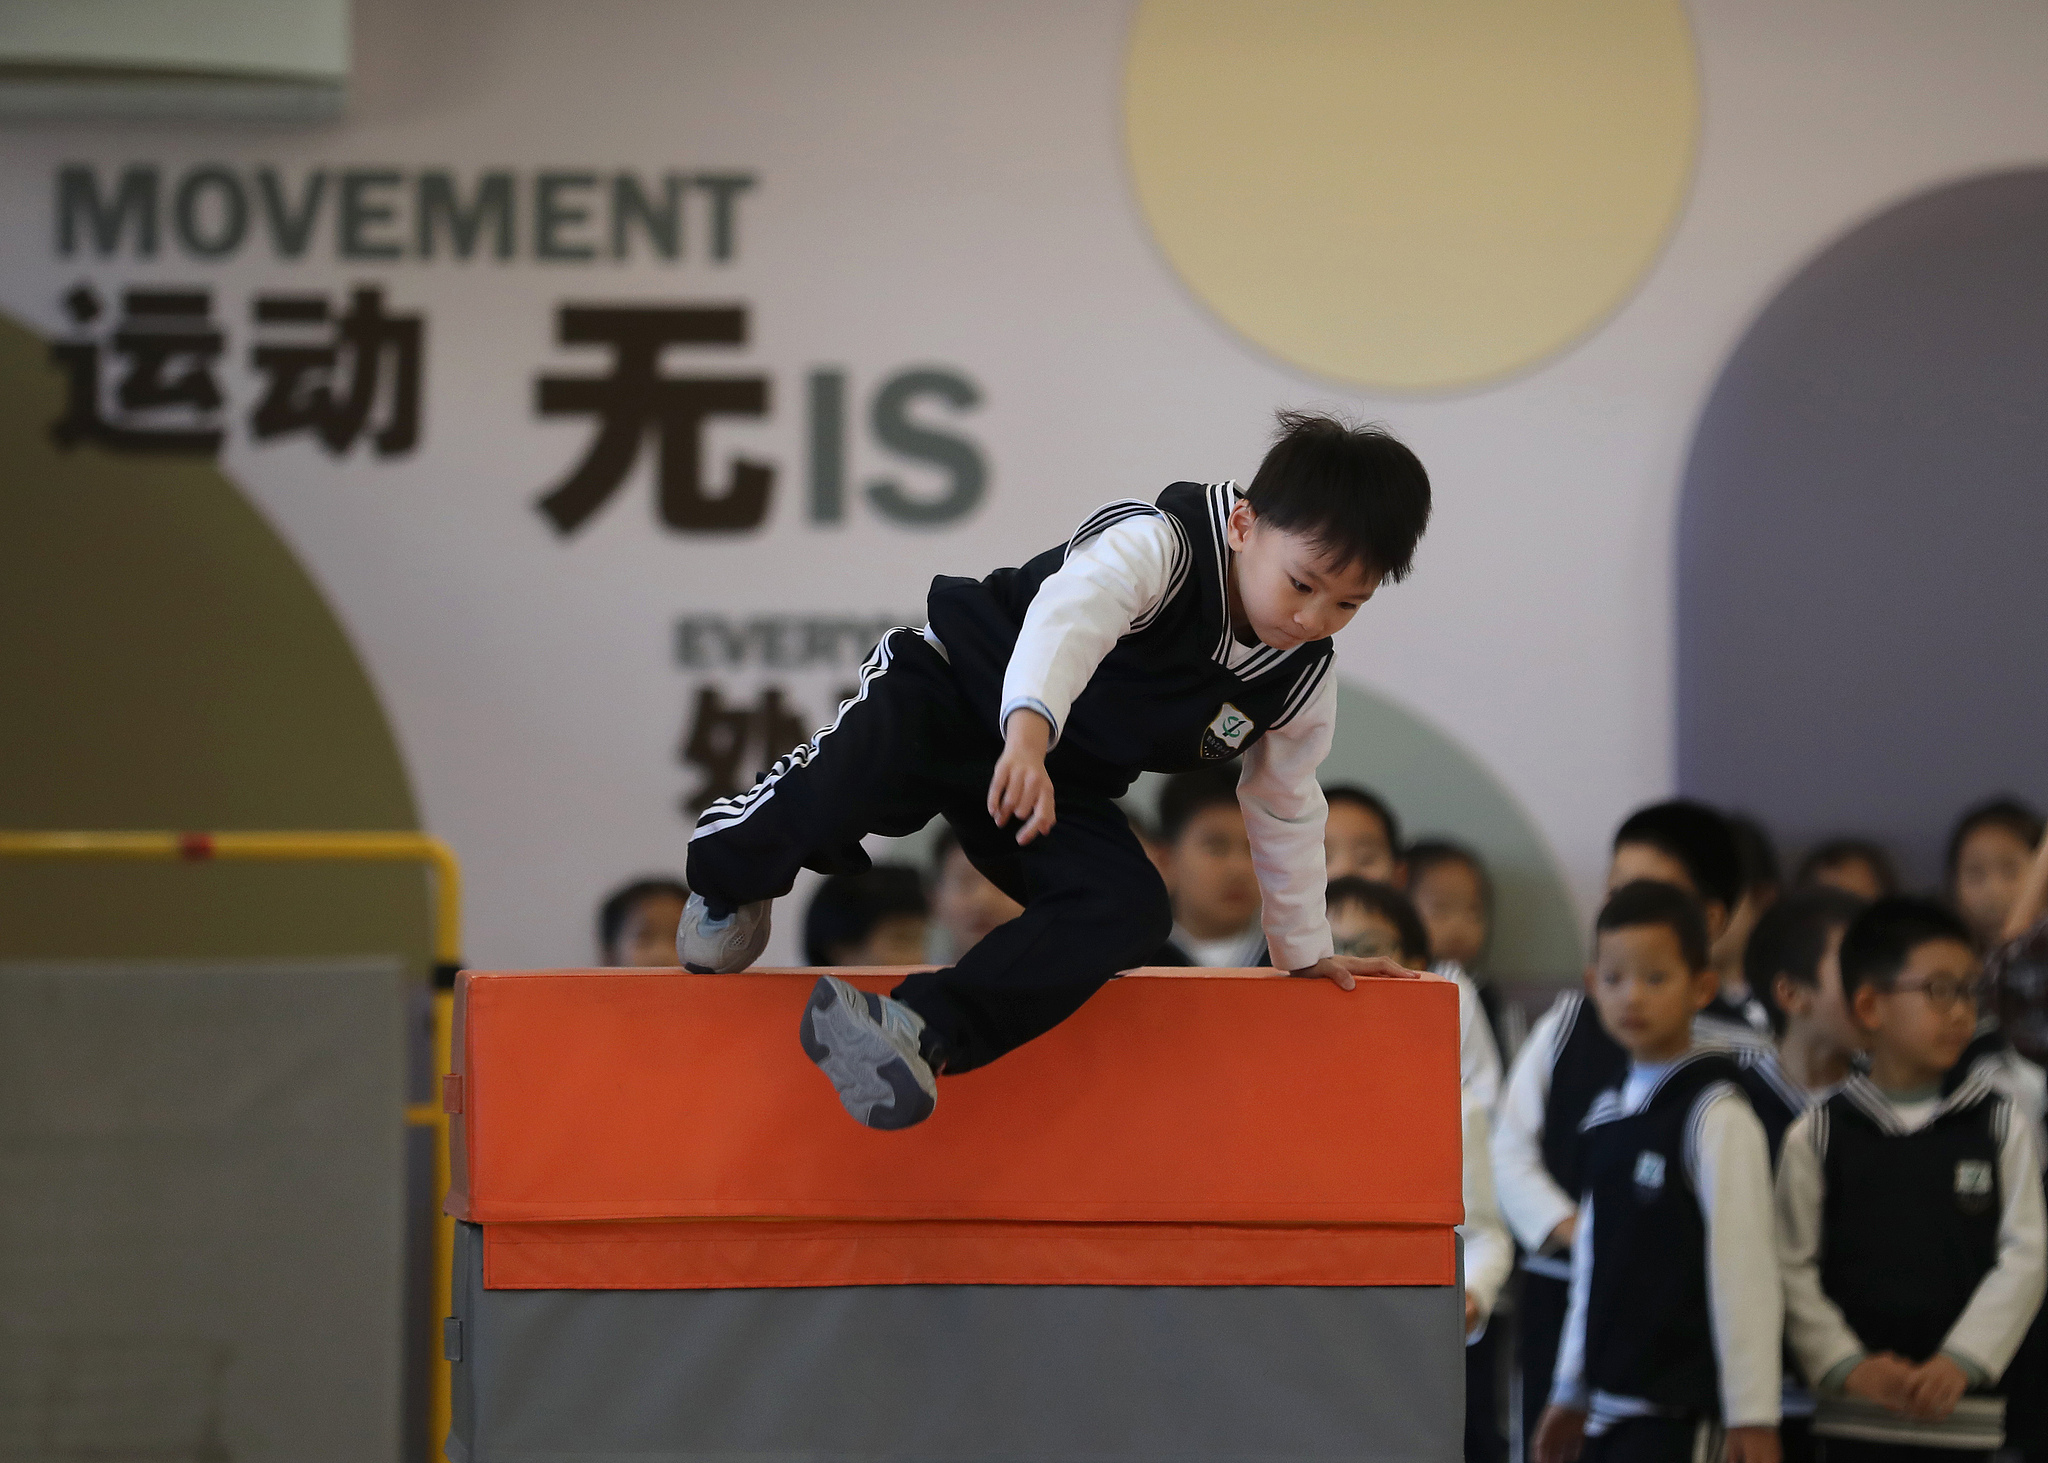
[1744,887,1867,1032]
[1595,879,1711,973]
[1613,799,1742,912]
[598,875,689,959]
[1794,837,1900,897]
[1158,766,1242,845]
[1325,783,1402,854]
[803,865,929,965]
[1405,838,1490,905]
[1326,876,1430,963]
[1945,797,2045,887]
[1244,411,1431,582]
[1728,813,1781,897]
[1838,896,1975,1003]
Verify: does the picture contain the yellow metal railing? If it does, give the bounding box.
[0,828,461,1463]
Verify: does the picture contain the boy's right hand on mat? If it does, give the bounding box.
[1532,1405,1585,1463]
[1290,954,1427,991]
[990,708,1057,844]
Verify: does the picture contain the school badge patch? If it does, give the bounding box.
[1199,702,1255,761]
[1955,1158,1995,1215]
[1633,1150,1667,1204]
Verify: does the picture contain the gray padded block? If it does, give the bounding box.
[0,958,406,1463]
[449,1222,1463,1463]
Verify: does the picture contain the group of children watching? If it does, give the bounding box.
[1503,797,2048,1463]
[592,788,2048,1463]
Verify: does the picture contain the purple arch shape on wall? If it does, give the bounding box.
[1677,168,2048,888]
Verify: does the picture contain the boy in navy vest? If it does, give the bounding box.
[1777,898,2046,1462]
[1498,801,1771,1460]
[1535,881,1781,1463]
[677,412,1433,1129]
[1734,887,1869,1463]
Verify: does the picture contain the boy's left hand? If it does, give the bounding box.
[1725,1425,1781,1463]
[1899,1355,1969,1420]
[1291,954,1432,991]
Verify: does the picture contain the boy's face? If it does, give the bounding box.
[1327,899,1421,963]
[1167,802,1260,939]
[1607,840,1729,943]
[931,844,1022,951]
[1852,936,1981,1085]
[1954,824,2033,948]
[1773,923,1864,1058]
[611,890,687,967]
[1224,500,1382,652]
[1411,859,1485,968]
[1325,800,1399,884]
[1589,923,1714,1064]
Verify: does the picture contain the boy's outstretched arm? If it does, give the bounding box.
[1235,670,1426,988]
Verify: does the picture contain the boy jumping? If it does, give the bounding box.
[679,411,1433,1129]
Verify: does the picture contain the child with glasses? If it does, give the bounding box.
[1776,897,2047,1463]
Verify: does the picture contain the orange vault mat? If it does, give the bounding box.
[444,966,1463,1291]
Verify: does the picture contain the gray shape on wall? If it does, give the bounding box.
[1677,168,2048,889]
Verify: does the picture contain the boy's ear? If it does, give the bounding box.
[1773,972,1809,1020]
[1691,966,1719,1012]
[1582,964,1598,995]
[1702,899,1731,943]
[1225,497,1257,550]
[1850,982,1883,1032]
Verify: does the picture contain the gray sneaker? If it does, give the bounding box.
[798,975,938,1130]
[677,893,772,973]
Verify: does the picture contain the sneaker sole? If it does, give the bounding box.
[798,977,936,1131]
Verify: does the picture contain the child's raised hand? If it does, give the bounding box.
[1531,1405,1586,1463]
[988,708,1057,845]
[1725,1426,1781,1463]
[1291,953,1432,991]
[1899,1355,1969,1420]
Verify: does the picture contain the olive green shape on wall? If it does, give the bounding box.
[0,309,432,977]
[1323,679,1583,981]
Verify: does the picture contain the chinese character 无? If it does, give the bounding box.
[535,304,773,535]
[679,684,810,814]
[249,286,424,456]
[50,283,226,453]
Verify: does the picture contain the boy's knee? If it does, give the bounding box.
[1093,876,1171,966]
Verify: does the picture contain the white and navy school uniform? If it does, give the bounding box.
[1736,1047,1838,1460]
[1549,1051,1781,1462]
[1776,1071,2047,1459]
[686,482,1338,1072]
[1949,1024,2048,1463]
[1494,994,1770,1458]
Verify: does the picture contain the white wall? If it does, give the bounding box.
[4,0,2046,968]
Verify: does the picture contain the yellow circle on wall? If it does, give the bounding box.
[1124,0,1700,393]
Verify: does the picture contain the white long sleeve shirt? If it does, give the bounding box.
[1461,1089,1515,1337]
[1776,1077,2047,1397]
[1493,995,1586,1262]
[1549,1060,1782,1431]
[997,511,1336,972]
[1443,963,1503,1113]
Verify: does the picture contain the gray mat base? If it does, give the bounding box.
[449,1222,1464,1463]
